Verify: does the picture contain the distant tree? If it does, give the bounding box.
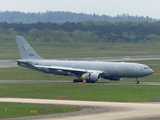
[0,11,157,23]
[0,20,160,43]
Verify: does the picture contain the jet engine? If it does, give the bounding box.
[82,73,101,83]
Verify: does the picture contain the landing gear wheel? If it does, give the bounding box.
[73,79,83,83]
[135,80,139,84]
[80,80,83,82]
[86,80,90,83]
[135,77,139,84]
[86,81,95,83]
[73,79,76,83]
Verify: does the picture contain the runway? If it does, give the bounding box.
[1,80,160,86]
[0,60,17,68]
[1,98,160,120]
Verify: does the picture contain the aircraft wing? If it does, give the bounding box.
[35,65,104,75]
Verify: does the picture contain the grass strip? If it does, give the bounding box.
[0,103,81,119]
[0,84,160,102]
[0,102,81,119]
[0,41,160,59]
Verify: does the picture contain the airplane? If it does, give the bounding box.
[15,36,154,84]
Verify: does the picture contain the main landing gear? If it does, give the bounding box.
[86,80,95,83]
[135,77,139,84]
[73,79,83,83]
[73,79,95,83]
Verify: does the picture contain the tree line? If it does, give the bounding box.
[0,21,160,43]
[0,11,156,23]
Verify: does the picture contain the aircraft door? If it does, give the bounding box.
[114,65,119,76]
[135,65,139,76]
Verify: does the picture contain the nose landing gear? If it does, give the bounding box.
[135,77,139,84]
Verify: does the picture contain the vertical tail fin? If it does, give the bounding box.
[15,36,43,60]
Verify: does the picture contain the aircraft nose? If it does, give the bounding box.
[149,69,154,75]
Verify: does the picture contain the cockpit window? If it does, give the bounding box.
[144,67,149,69]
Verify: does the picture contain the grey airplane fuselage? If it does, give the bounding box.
[18,59,153,79]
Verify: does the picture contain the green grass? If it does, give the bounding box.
[1,40,160,59]
[0,102,81,119]
[0,84,160,102]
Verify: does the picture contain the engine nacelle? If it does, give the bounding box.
[108,77,122,81]
[82,73,101,81]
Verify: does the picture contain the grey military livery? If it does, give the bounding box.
[15,36,154,84]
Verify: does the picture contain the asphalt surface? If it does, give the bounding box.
[0,60,17,68]
[1,80,160,86]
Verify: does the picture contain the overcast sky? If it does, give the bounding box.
[0,0,160,18]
